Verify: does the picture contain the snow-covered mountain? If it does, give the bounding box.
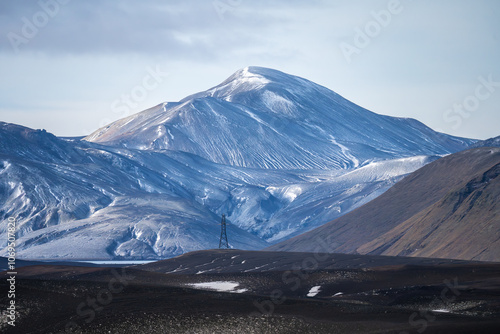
[86,67,472,170]
[0,123,269,259]
[0,67,476,260]
[471,135,500,148]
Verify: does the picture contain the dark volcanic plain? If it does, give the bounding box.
[1,250,500,333]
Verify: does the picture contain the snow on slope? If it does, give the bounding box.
[11,194,268,260]
[85,66,474,170]
[0,67,476,260]
[0,124,268,259]
[0,123,437,259]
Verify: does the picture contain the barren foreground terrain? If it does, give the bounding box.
[1,250,500,333]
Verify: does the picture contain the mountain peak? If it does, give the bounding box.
[225,66,312,87]
[85,67,475,170]
[233,66,281,78]
[235,66,266,77]
[222,66,272,88]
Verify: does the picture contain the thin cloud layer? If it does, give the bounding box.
[0,0,499,139]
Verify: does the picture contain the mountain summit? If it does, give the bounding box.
[85,66,473,170]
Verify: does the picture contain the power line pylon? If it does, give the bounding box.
[219,214,229,249]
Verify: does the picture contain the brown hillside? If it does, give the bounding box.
[358,161,500,261]
[268,147,500,261]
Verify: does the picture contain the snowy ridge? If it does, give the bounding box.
[85,67,474,170]
[0,122,437,259]
[0,67,476,260]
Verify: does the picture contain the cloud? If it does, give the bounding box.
[2,1,207,56]
[0,0,499,139]
[0,0,302,59]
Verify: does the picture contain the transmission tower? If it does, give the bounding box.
[219,214,229,249]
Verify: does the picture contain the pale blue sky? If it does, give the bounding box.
[1,0,499,139]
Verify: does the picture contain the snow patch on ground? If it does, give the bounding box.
[432,309,451,313]
[307,285,321,297]
[187,281,248,293]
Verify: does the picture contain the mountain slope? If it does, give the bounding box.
[0,67,478,260]
[1,123,435,259]
[0,123,269,259]
[268,147,500,261]
[470,135,500,148]
[85,66,473,170]
[358,153,500,261]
